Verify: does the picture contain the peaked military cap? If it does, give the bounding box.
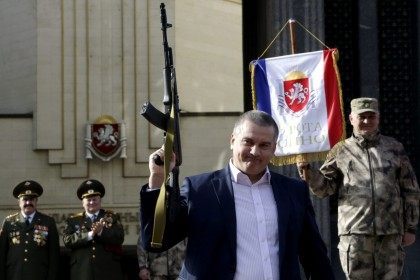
[13,180,43,198]
[350,97,379,114]
[77,179,105,200]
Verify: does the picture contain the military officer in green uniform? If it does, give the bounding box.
[63,179,125,280]
[0,180,60,280]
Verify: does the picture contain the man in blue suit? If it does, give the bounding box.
[140,110,334,280]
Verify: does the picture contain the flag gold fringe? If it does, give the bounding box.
[332,49,347,143]
[270,151,329,166]
[250,62,257,109]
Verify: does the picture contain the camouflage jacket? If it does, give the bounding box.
[301,133,420,236]
[137,234,186,280]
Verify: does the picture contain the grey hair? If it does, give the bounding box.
[232,110,279,141]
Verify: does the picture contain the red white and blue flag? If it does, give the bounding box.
[251,49,345,164]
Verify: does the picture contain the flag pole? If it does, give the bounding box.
[288,18,309,178]
[288,19,297,54]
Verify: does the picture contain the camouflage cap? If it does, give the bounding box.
[77,179,105,200]
[350,97,379,114]
[13,180,43,199]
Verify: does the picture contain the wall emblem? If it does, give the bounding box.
[85,115,127,161]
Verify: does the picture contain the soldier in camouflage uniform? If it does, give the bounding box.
[0,180,60,280]
[137,233,186,280]
[297,97,420,280]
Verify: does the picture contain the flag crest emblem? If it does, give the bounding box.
[283,71,310,113]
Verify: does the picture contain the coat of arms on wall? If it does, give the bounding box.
[85,115,127,161]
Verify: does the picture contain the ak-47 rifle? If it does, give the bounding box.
[140,3,182,248]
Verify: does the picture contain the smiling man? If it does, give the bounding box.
[0,180,60,280]
[63,179,125,280]
[140,110,334,280]
[297,97,420,280]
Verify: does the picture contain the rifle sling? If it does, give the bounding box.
[151,105,175,248]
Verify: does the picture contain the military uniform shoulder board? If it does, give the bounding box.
[70,212,84,218]
[6,213,19,220]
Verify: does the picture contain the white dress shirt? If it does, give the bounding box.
[229,161,279,280]
[86,211,99,222]
[86,211,100,240]
[22,212,36,224]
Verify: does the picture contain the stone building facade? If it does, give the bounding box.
[0,0,243,249]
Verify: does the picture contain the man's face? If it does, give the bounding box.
[82,195,101,214]
[230,120,276,183]
[349,111,379,137]
[19,196,38,215]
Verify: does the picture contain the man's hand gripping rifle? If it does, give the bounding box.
[140,3,182,248]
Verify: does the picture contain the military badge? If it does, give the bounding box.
[72,223,89,236]
[74,224,81,234]
[85,115,127,161]
[100,213,114,228]
[34,225,49,246]
[10,231,20,245]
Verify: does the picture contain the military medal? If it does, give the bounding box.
[10,231,20,245]
[34,225,49,246]
[100,214,114,228]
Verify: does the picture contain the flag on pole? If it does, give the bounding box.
[251,49,345,165]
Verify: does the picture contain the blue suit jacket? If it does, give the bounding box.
[140,166,334,280]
